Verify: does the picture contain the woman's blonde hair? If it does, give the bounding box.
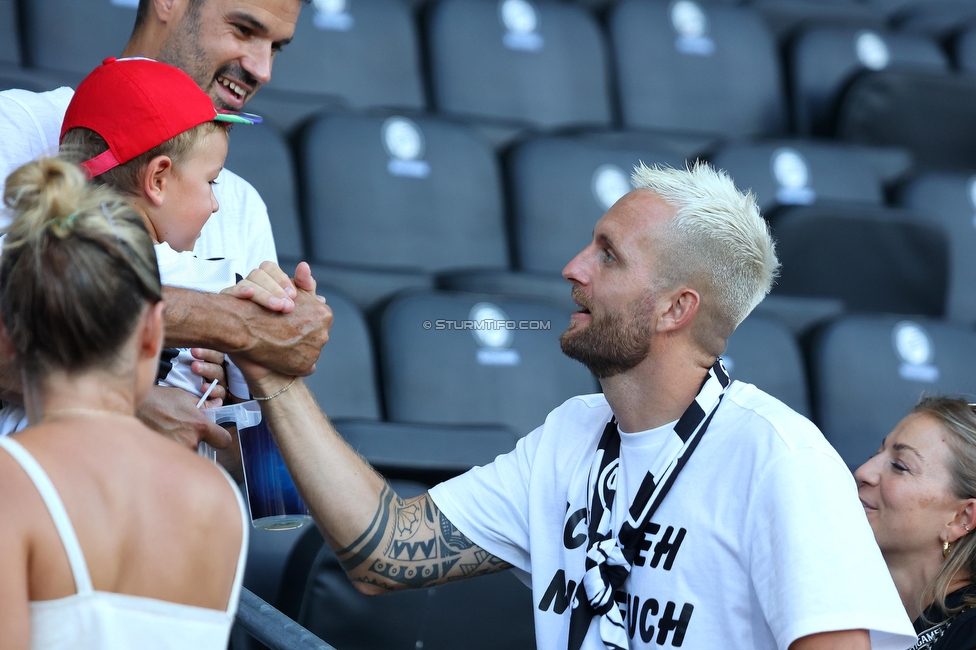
[1,157,162,378]
[915,396,976,619]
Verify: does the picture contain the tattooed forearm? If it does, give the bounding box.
[336,485,512,592]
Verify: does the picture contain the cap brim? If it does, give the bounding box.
[214,110,262,125]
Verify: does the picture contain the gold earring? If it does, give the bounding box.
[944,540,952,559]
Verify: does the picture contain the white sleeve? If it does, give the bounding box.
[0,87,74,227]
[428,426,544,575]
[746,448,916,650]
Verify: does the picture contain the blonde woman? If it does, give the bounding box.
[856,396,976,650]
[0,159,247,649]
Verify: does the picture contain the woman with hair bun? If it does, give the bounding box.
[0,158,247,649]
[856,396,976,650]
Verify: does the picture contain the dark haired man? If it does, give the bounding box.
[0,0,329,448]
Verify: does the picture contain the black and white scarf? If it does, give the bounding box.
[567,360,731,650]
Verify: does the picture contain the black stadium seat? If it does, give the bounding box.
[811,315,976,468]
[750,0,884,43]
[303,286,383,421]
[790,27,948,136]
[427,0,612,129]
[958,28,976,73]
[508,136,683,274]
[0,0,19,66]
[299,113,506,310]
[836,70,976,172]
[301,113,507,272]
[711,141,885,216]
[610,0,786,138]
[723,314,811,417]
[772,204,949,317]
[379,291,597,435]
[223,123,305,266]
[21,0,137,75]
[899,173,976,324]
[262,0,424,112]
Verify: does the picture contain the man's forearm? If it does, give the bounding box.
[162,287,250,351]
[256,378,510,594]
[162,286,331,376]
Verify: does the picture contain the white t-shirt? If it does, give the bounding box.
[0,87,279,431]
[430,382,917,650]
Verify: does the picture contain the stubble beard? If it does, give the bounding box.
[559,290,655,379]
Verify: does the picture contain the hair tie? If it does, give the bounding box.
[49,212,79,229]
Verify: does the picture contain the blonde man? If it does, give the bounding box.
[234,163,917,650]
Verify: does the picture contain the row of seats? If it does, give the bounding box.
[3,0,976,149]
[224,117,976,324]
[230,285,976,650]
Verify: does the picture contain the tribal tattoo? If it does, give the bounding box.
[337,484,511,590]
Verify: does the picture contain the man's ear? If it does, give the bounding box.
[151,0,185,24]
[142,156,173,208]
[655,287,700,333]
[137,301,166,362]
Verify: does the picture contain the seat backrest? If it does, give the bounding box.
[223,123,304,265]
[790,26,948,136]
[724,314,810,417]
[508,136,683,274]
[300,113,509,272]
[837,69,976,172]
[958,28,976,73]
[811,315,976,468]
[711,141,884,216]
[303,286,382,420]
[899,173,976,323]
[264,0,424,111]
[427,0,611,128]
[380,291,598,434]
[21,0,137,73]
[772,204,949,317]
[610,0,785,137]
[0,0,19,65]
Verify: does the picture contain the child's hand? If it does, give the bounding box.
[189,348,229,403]
[221,261,298,313]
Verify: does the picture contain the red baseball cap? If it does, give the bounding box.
[60,57,261,178]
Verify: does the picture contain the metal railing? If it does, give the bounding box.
[235,588,337,650]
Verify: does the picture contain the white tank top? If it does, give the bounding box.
[0,436,249,650]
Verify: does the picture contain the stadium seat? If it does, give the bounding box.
[300,112,508,272]
[310,262,435,314]
[789,27,948,136]
[892,1,976,39]
[21,0,137,75]
[0,0,19,66]
[836,69,976,171]
[379,291,597,435]
[222,123,305,266]
[260,0,424,114]
[723,314,811,417]
[303,286,383,420]
[958,28,976,72]
[299,113,506,310]
[507,136,684,275]
[610,0,786,138]
[811,315,976,468]
[772,204,949,317]
[426,0,612,129]
[899,173,976,324]
[711,141,885,216]
[750,0,883,43]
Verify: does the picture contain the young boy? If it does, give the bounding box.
[58,57,262,404]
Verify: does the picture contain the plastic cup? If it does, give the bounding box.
[237,416,311,530]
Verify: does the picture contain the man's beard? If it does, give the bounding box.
[559,287,654,379]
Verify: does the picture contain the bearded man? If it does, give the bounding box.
[231,163,917,650]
